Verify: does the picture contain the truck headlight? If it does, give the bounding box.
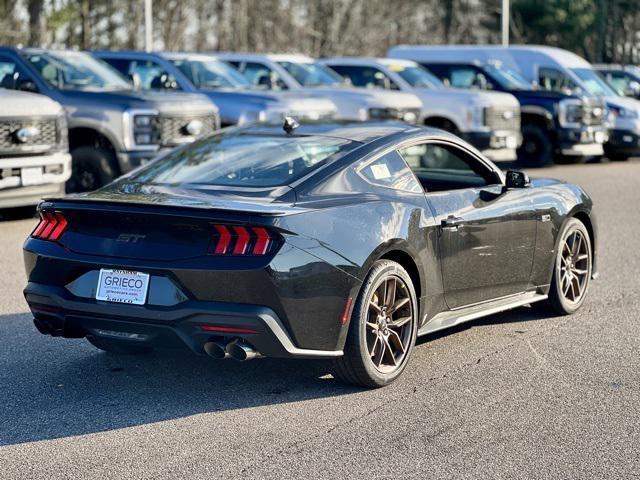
[56,112,68,151]
[123,110,160,149]
[558,99,583,128]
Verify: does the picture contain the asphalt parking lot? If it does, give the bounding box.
[1,160,639,479]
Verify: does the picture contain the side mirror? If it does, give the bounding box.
[505,170,530,189]
[128,72,142,90]
[626,80,640,98]
[17,79,38,93]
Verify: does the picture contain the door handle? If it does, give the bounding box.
[441,216,464,231]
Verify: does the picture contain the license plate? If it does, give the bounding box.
[506,135,518,149]
[21,167,44,186]
[96,269,150,305]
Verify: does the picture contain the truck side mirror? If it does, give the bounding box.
[129,72,142,90]
[17,79,38,93]
[626,80,640,98]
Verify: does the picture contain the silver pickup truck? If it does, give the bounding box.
[321,57,522,161]
[216,53,424,124]
[0,89,70,208]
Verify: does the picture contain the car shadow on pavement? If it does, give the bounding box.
[0,312,360,447]
[416,304,555,346]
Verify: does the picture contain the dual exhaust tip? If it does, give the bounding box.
[204,339,260,361]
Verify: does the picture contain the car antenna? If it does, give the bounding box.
[283,116,300,135]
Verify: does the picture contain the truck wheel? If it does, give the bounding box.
[67,147,119,193]
[87,336,153,355]
[517,124,553,167]
[332,260,418,388]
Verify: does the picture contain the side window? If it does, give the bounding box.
[538,67,576,92]
[448,66,491,90]
[328,65,400,90]
[0,54,35,91]
[132,60,178,91]
[101,58,178,90]
[398,143,500,192]
[606,72,632,94]
[242,62,287,90]
[359,151,422,193]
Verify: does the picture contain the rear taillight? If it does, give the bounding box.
[210,224,277,256]
[32,212,68,241]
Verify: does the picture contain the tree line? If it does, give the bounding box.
[1,0,639,63]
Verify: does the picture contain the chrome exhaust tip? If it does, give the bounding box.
[226,340,261,361]
[204,340,229,359]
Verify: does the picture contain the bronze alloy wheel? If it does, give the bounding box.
[558,228,591,305]
[333,260,418,388]
[546,217,592,315]
[366,274,414,373]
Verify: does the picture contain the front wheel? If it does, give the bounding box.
[517,124,554,168]
[332,260,418,388]
[545,218,592,315]
[67,147,119,193]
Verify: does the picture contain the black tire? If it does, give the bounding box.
[332,260,418,388]
[67,146,119,193]
[87,335,152,355]
[517,124,554,167]
[606,152,631,162]
[545,218,592,315]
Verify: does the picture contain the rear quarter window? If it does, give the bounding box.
[359,151,422,193]
[130,131,358,187]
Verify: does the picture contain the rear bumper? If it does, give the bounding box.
[24,281,343,359]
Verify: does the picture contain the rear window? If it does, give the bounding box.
[130,131,358,187]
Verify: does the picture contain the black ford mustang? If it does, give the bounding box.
[23,121,597,387]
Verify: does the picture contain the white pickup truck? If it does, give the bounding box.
[0,89,71,208]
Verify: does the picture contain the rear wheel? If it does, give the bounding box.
[67,147,119,193]
[332,260,418,388]
[517,124,554,167]
[87,336,152,355]
[545,218,592,315]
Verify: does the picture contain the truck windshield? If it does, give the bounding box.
[571,68,618,97]
[130,131,358,187]
[170,58,250,89]
[389,64,444,88]
[25,51,130,91]
[278,62,344,87]
[484,64,530,90]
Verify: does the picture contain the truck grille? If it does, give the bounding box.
[159,114,219,147]
[484,106,521,131]
[0,118,58,155]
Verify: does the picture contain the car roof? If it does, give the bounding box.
[215,52,315,63]
[322,57,418,68]
[241,121,456,144]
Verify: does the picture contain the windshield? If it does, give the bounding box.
[170,58,250,88]
[130,131,358,187]
[277,61,344,86]
[387,63,443,88]
[25,51,131,91]
[484,63,530,90]
[571,68,618,97]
